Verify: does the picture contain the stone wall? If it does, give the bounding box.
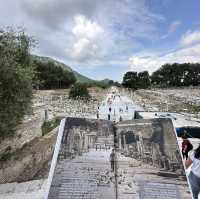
[0,127,57,184]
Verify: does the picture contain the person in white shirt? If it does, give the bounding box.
[185,144,200,199]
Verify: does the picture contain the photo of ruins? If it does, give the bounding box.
[47,117,191,199]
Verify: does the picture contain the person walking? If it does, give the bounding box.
[185,144,200,199]
[182,135,193,160]
[110,149,115,172]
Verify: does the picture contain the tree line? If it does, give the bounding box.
[33,59,76,89]
[123,63,200,89]
[122,71,150,89]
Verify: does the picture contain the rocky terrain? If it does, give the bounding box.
[128,87,200,117]
[0,87,107,184]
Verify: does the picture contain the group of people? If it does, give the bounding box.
[107,104,129,122]
[97,90,131,122]
[182,135,200,199]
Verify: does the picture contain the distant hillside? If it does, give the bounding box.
[100,79,113,84]
[32,55,94,83]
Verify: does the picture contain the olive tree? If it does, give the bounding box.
[0,28,34,138]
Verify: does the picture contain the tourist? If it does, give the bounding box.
[185,144,200,199]
[182,134,193,160]
[110,149,115,172]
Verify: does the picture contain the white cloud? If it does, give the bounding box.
[68,15,105,61]
[129,44,200,74]
[70,38,98,61]
[130,29,200,74]
[20,0,105,29]
[129,57,151,72]
[0,0,164,66]
[72,15,104,39]
[180,30,200,47]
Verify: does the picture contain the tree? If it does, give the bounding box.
[122,71,150,89]
[69,83,90,99]
[0,28,33,137]
[122,71,138,89]
[151,63,200,87]
[33,59,76,89]
[114,81,121,87]
[137,71,151,89]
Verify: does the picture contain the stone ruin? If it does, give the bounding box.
[115,118,183,174]
[57,117,113,161]
[33,95,100,119]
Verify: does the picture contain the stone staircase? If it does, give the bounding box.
[55,161,100,199]
[48,148,115,199]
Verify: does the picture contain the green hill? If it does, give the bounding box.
[32,55,94,83]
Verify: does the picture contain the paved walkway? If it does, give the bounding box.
[98,87,143,122]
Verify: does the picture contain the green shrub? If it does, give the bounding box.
[69,83,90,99]
[191,105,200,113]
[0,146,12,162]
[41,117,61,136]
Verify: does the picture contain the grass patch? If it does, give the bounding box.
[0,146,12,162]
[41,117,61,136]
[191,105,200,113]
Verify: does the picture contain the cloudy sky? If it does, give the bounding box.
[1,0,200,81]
